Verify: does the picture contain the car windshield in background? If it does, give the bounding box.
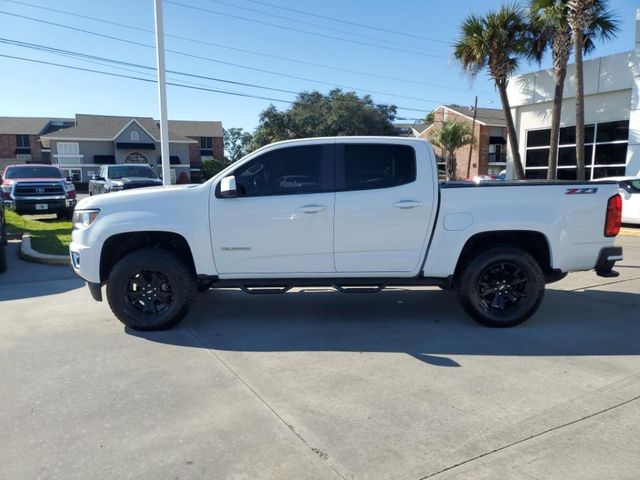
[4,166,63,179]
[623,179,640,193]
[109,166,158,179]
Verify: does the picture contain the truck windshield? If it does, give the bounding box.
[109,166,158,179]
[4,166,63,179]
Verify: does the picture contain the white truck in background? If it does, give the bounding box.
[69,137,623,331]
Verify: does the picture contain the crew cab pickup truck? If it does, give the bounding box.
[1,164,77,219]
[88,164,162,196]
[69,137,623,331]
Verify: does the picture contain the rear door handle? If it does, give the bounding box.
[393,200,424,209]
[297,204,327,214]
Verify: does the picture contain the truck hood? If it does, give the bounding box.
[2,178,65,185]
[77,183,204,210]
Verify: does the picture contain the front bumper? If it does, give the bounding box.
[5,197,76,213]
[594,246,623,278]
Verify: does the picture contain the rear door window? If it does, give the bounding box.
[337,144,416,191]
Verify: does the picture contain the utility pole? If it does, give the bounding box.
[154,0,171,186]
[466,95,478,179]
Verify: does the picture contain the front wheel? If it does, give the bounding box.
[106,248,197,331]
[456,246,545,327]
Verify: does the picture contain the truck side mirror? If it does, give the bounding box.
[220,175,237,198]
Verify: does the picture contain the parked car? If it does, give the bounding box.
[595,176,640,225]
[70,137,623,331]
[0,197,7,273]
[1,164,77,219]
[88,164,162,196]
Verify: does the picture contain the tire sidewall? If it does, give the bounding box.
[459,248,545,327]
[107,249,195,330]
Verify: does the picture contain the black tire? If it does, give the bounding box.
[106,247,197,331]
[456,246,545,328]
[0,244,6,273]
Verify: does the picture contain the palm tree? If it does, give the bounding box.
[454,4,530,179]
[530,0,618,180]
[429,120,475,180]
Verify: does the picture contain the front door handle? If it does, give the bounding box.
[297,204,327,214]
[393,200,424,209]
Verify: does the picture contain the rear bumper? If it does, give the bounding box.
[594,246,623,277]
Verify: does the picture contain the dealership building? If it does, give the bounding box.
[506,10,640,180]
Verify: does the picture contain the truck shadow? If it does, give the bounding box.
[127,287,640,367]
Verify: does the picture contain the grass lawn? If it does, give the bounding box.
[5,210,72,256]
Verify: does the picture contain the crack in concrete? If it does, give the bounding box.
[183,325,347,480]
[417,394,640,479]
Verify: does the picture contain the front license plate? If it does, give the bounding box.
[35,204,48,211]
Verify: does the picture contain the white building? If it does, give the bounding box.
[506,9,640,180]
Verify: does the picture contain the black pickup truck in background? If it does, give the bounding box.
[88,164,162,196]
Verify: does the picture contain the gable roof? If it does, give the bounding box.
[168,120,223,138]
[41,114,196,142]
[0,117,74,135]
[439,105,506,126]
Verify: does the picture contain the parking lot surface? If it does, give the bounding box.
[1,237,639,479]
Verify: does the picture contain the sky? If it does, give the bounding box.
[0,0,638,132]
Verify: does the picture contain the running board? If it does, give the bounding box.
[333,285,385,294]
[240,286,292,294]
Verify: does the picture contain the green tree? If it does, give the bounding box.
[567,0,619,180]
[429,120,476,180]
[529,0,618,179]
[201,158,226,181]
[454,4,530,179]
[251,89,397,150]
[224,128,253,163]
[424,111,435,123]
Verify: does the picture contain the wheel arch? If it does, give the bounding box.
[454,230,553,280]
[99,231,196,283]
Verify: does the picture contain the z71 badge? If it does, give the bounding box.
[565,187,598,195]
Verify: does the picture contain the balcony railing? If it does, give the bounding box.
[488,152,507,164]
[53,154,84,165]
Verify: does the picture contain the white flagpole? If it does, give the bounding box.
[153,0,171,186]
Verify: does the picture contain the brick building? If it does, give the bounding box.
[419,105,508,179]
[0,115,223,184]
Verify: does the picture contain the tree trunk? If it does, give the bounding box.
[573,30,586,180]
[548,65,568,180]
[448,151,457,181]
[497,81,524,179]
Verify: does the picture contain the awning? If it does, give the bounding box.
[158,156,182,165]
[116,142,156,150]
[489,136,507,145]
[94,155,116,164]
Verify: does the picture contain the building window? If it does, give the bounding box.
[57,142,80,155]
[125,152,148,164]
[524,120,629,180]
[16,134,30,148]
[200,137,213,157]
[130,130,140,142]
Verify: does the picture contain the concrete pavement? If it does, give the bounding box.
[1,237,639,479]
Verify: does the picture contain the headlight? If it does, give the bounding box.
[72,209,100,230]
[110,182,124,191]
[64,182,75,192]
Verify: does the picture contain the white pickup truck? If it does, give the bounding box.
[69,137,623,331]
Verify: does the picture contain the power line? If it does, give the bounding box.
[204,0,445,55]
[241,0,453,44]
[0,11,443,107]
[0,53,295,103]
[164,0,444,59]
[0,39,428,113]
[1,0,481,93]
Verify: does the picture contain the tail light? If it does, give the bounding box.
[604,194,622,237]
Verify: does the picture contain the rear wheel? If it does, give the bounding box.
[106,248,197,330]
[456,246,545,327]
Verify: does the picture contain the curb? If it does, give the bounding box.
[19,233,70,266]
[619,227,640,238]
